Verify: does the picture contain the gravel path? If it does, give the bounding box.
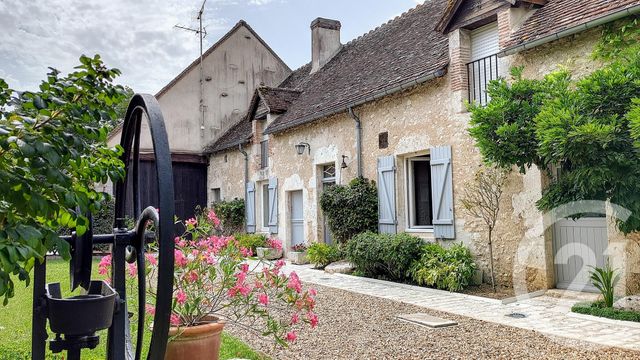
[226,285,640,359]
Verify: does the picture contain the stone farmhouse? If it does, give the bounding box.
[107,21,291,220]
[204,0,640,294]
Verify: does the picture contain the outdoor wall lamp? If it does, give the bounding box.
[341,155,349,169]
[295,142,310,155]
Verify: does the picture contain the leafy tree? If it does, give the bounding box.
[0,55,127,304]
[468,19,640,234]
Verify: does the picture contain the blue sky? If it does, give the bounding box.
[0,0,422,93]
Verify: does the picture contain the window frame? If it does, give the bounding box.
[260,182,270,232]
[260,140,269,169]
[211,187,221,203]
[404,155,434,232]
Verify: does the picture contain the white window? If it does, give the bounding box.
[468,22,499,106]
[260,182,269,232]
[406,156,433,230]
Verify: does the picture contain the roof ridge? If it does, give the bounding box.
[155,19,291,98]
[259,86,302,93]
[343,0,430,47]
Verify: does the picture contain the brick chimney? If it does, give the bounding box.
[310,18,342,74]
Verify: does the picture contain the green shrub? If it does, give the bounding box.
[346,232,423,281]
[320,177,378,243]
[213,198,245,235]
[572,300,640,322]
[410,242,476,292]
[306,243,342,268]
[235,233,267,253]
[589,261,620,307]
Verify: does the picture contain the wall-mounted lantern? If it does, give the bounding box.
[341,155,349,169]
[295,142,310,155]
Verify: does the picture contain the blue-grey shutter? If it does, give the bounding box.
[377,156,397,234]
[268,177,278,234]
[430,146,455,239]
[245,182,256,233]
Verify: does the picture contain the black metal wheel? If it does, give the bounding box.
[112,94,175,360]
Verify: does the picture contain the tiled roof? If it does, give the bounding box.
[264,0,449,134]
[504,0,640,49]
[203,116,253,154]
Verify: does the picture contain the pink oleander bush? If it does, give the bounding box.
[99,208,317,346]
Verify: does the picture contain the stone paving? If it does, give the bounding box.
[281,263,640,351]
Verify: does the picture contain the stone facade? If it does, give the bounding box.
[207,4,640,294]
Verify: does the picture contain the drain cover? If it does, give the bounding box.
[506,312,527,319]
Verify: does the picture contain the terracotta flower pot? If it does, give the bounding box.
[165,318,225,360]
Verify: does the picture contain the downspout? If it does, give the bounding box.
[498,5,640,57]
[348,107,363,178]
[238,143,248,185]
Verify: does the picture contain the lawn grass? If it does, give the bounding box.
[572,300,640,322]
[0,258,266,359]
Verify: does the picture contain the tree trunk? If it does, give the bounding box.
[488,227,496,293]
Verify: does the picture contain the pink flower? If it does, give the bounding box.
[185,218,198,226]
[290,313,299,325]
[145,304,156,316]
[287,272,302,293]
[186,271,199,283]
[175,290,187,305]
[207,209,221,227]
[170,314,180,326]
[206,254,216,265]
[127,263,137,278]
[309,288,317,297]
[240,247,252,257]
[275,259,286,269]
[285,331,297,342]
[174,249,188,267]
[258,293,269,306]
[98,266,108,275]
[240,263,249,273]
[174,236,181,244]
[145,253,158,266]
[267,238,283,250]
[307,311,318,328]
[254,280,264,289]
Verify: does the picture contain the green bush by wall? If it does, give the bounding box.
[410,242,476,292]
[320,177,378,243]
[306,243,342,268]
[214,198,245,235]
[346,232,423,282]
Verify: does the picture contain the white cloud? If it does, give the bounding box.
[0,0,236,93]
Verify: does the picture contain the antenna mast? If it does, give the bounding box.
[175,0,208,137]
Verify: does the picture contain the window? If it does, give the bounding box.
[211,188,221,203]
[467,22,499,106]
[406,156,433,229]
[261,182,269,231]
[260,140,269,169]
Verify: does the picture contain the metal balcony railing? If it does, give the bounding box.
[467,54,499,106]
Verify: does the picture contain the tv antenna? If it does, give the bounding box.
[175,0,208,136]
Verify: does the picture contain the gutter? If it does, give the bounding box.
[498,5,640,57]
[348,107,363,178]
[238,143,249,185]
[264,67,447,135]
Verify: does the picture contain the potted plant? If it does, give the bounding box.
[256,237,284,260]
[100,209,317,359]
[288,243,309,265]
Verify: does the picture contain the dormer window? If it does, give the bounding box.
[467,22,499,106]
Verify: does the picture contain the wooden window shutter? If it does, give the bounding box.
[245,181,256,233]
[268,177,278,234]
[377,156,397,234]
[430,146,455,239]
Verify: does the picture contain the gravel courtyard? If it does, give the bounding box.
[227,285,640,359]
